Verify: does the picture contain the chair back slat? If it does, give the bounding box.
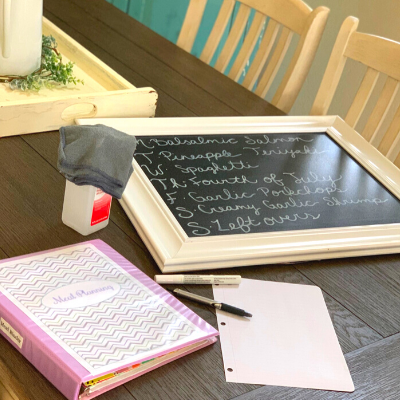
[377,104,400,157]
[176,0,207,53]
[312,16,400,169]
[394,153,400,168]
[390,137,400,167]
[345,68,379,128]
[228,12,266,81]
[345,32,400,82]
[311,17,359,115]
[200,0,236,64]
[255,27,293,98]
[242,19,279,90]
[179,0,329,112]
[272,7,332,113]
[363,76,399,142]
[214,4,251,73]
[388,133,400,164]
[239,0,311,34]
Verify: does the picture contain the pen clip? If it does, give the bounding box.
[172,289,218,306]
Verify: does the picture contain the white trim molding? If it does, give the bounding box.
[77,116,400,273]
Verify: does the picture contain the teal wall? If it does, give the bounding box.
[108,0,190,50]
[107,0,223,58]
[106,0,263,81]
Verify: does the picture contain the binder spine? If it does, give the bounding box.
[0,294,84,400]
[0,240,219,400]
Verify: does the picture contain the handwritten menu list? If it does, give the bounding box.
[134,133,400,237]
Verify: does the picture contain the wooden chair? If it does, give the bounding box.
[177,0,329,113]
[311,16,400,168]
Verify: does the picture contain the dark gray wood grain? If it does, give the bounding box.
[0,338,69,400]
[0,136,165,279]
[62,0,284,117]
[182,264,382,355]
[0,134,249,400]
[1,1,399,399]
[297,256,400,337]
[0,337,134,400]
[43,0,241,118]
[233,333,400,400]
[0,135,380,400]
[124,342,260,400]
[21,130,147,251]
[0,338,136,400]
[0,247,8,260]
[20,128,383,356]
[42,10,196,119]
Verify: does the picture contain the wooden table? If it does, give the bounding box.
[0,0,399,399]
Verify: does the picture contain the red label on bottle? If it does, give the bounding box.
[91,188,112,226]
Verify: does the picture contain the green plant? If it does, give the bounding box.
[0,35,83,91]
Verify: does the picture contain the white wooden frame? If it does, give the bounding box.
[77,116,400,273]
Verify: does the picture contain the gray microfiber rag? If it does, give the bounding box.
[58,124,137,199]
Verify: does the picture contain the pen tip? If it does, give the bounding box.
[244,312,252,318]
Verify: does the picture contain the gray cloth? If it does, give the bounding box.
[58,124,137,199]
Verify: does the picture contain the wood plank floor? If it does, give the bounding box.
[0,0,399,398]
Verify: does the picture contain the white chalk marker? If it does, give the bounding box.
[155,275,241,285]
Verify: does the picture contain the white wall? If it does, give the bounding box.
[287,0,400,122]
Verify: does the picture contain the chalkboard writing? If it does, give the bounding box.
[134,133,400,237]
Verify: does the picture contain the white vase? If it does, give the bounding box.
[0,0,43,76]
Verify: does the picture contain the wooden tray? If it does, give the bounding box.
[0,18,158,137]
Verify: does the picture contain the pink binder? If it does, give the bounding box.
[0,240,218,400]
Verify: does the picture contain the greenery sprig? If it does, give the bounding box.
[0,35,83,91]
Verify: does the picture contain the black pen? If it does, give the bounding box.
[170,288,252,318]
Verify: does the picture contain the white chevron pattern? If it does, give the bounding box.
[0,244,200,370]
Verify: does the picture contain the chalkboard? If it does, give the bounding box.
[134,132,400,237]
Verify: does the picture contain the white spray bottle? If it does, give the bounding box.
[62,180,112,236]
